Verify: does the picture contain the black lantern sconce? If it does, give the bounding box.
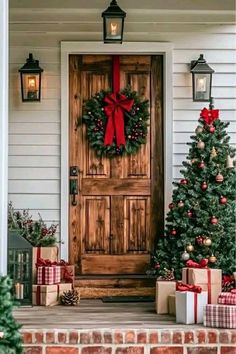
[19,53,43,102]
[190,54,214,102]
[102,0,126,43]
[8,230,33,306]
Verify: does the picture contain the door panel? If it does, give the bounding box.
[69,54,163,275]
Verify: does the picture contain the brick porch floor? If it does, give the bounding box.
[14,300,236,354]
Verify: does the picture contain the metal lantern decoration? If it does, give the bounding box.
[8,230,33,305]
[102,0,126,43]
[19,53,43,102]
[190,54,214,102]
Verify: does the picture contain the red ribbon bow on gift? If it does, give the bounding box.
[176,282,202,293]
[36,258,70,267]
[103,93,134,147]
[186,259,208,268]
[200,108,219,125]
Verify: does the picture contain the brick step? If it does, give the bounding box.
[76,286,155,299]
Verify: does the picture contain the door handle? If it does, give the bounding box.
[70,179,78,206]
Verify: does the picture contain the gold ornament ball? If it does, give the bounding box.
[178,200,184,208]
[197,140,205,149]
[186,244,194,252]
[209,255,217,263]
[203,237,212,246]
[195,126,203,134]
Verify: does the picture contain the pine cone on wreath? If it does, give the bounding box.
[60,289,80,306]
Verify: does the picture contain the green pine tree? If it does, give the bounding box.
[150,104,236,280]
[0,276,22,354]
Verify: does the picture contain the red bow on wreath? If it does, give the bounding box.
[104,93,134,147]
[200,108,219,125]
[186,259,208,268]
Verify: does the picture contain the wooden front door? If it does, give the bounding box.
[69,55,163,275]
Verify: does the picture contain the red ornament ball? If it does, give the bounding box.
[180,179,188,185]
[198,161,205,169]
[195,235,204,245]
[154,262,160,269]
[201,181,208,190]
[171,228,177,236]
[210,216,218,224]
[187,210,193,217]
[215,174,224,183]
[169,202,175,209]
[220,196,227,204]
[209,125,216,133]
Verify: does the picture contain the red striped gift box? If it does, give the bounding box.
[204,304,236,328]
[218,292,236,305]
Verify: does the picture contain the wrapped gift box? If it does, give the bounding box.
[156,281,176,314]
[204,304,236,328]
[32,246,58,282]
[218,292,236,305]
[182,268,222,304]
[32,283,72,306]
[176,291,208,324]
[168,294,176,315]
[60,264,75,285]
[37,265,61,285]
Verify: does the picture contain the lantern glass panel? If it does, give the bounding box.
[21,72,41,101]
[105,17,123,41]
[193,73,211,101]
[8,231,32,306]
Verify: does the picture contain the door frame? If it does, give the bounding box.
[60,41,173,260]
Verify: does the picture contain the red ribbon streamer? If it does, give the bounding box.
[200,108,219,125]
[176,282,202,293]
[103,56,134,147]
[207,269,211,304]
[194,292,198,323]
[186,259,208,268]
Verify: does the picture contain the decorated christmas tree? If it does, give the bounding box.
[0,276,22,354]
[151,101,236,279]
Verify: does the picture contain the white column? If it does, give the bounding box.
[0,0,9,276]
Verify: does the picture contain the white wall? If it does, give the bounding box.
[9,2,236,244]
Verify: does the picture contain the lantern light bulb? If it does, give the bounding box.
[111,22,118,35]
[196,77,207,92]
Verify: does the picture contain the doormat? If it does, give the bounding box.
[101,296,154,303]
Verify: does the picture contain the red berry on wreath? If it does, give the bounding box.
[180,179,188,185]
[220,196,227,204]
[187,210,193,217]
[209,125,215,133]
[198,160,205,169]
[201,181,208,190]
[215,173,224,183]
[195,235,204,245]
[171,228,177,236]
[210,216,218,224]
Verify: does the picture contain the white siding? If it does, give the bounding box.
[9,2,236,243]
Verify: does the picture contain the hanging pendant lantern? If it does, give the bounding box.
[102,0,126,44]
[190,54,214,102]
[19,53,43,102]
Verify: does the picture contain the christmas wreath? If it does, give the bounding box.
[82,86,149,158]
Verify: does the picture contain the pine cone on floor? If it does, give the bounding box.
[60,289,80,305]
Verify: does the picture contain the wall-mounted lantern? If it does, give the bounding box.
[8,230,33,306]
[190,54,214,102]
[19,53,43,102]
[102,0,126,44]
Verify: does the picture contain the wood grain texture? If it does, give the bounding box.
[81,255,150,274]
[69,55,164,279]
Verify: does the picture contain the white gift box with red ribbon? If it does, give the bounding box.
[176,291,208,324]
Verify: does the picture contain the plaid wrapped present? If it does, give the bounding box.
[37,259,61,285]
[218,292,236,305]
[204,304,236,328]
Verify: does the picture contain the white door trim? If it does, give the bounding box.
[60,41,173,261]
[0,0,9,275]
